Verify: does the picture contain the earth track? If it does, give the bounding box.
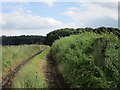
[45,50,70,88]
[2,49,46,88]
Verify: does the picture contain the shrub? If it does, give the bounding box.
[52,32,119,88]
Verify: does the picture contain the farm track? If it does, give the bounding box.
[2,49,46,88]
[45,50,70,89]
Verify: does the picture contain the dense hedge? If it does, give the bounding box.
[44,27,120,46]
[52,32,119,88]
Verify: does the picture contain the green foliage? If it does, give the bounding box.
[44,27,119,46]
[2,35,45,45]
[52,32,119,88]
[44,28,75,46]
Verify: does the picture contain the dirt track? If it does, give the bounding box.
[2,49,70,89]
[2,49,45,88]
[45,50,70,88]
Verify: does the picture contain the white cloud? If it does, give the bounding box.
[0,13,5,26]
[2,30,24,36]
[2,0,119,2]
[1,10,75,36]
[41,0,55,7]
[62,2,118,27]
[45,2,54,7]
[1,2,118,36]
[2,11,65,30]
[68,7,78,11]
[27,10,31,13]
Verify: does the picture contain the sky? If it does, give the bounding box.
[0,0,119,36]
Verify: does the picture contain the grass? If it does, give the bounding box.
[2,45,47,76]
[0,45,2,87]
[12,47,50,88]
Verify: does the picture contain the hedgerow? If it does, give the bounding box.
[52,32,119,88]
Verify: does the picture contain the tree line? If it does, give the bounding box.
[1,35,45,45]
[1,27,120,45]
[44,27,120,46]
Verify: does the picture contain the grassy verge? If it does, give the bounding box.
[12,47,50,88]
[0,45,2,89]
[2,45,47,76]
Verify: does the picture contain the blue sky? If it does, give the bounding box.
[2,2,81,23]
[1,1,118,36]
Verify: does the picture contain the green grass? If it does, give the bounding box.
[2,45,47,76]
[52,32,119,88]
[12,47,50,88]
[0,45,2,86]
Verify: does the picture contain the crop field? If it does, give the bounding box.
[2,45,47,76]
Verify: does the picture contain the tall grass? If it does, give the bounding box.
[12,47,50,88]
[52,32,119,88]
[2,45,47,76]
[0,45,2,88]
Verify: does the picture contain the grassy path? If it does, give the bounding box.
[2,45,46,77]
[12,47,50,88]
[2,46,69,88]
[2,48,47,88]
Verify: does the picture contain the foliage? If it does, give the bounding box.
[52,32,119,88]
[1,35,45,45]
[44,27,120,46]
[1,27,119,46]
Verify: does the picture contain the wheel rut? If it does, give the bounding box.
[2,49,46,88]
[45,50,70,88]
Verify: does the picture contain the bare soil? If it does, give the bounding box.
[45,50,70,89]
[2,49,70,89]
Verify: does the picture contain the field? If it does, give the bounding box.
[2,45,47,76]
[0,45,2,89]
[2,31,119,88]
[12,48,50,88]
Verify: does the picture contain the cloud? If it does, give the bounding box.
[1,1,118,36]
[41,0,55,7]
[2,11,66,30]
[62,2,118,27]
[1,10,75,36]
[45,2,54,7]
[2,30,24,36]
[27,10,31,13]
[94,2,118,9]
[67,7,78,11]
[2,0,119,2]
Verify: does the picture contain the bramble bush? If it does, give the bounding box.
[52,32,119,88]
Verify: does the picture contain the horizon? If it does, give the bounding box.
[1,26,119,37]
